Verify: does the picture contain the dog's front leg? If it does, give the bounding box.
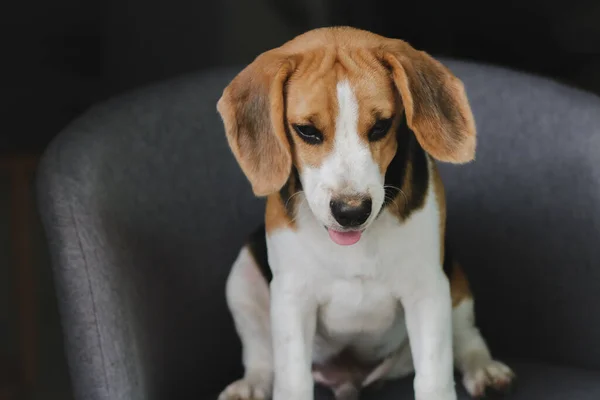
[270,275,317,400]
[402,271,456,400]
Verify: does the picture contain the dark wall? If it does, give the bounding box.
[331,0,600,92]
[1,0,301,154]
[2,0,599,154]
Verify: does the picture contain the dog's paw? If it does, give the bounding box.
[462,360,515,398]
[218,379,270,400]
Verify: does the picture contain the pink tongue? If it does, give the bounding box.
[328,229,362,246]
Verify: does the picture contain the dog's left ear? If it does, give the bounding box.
[380,40,476,163]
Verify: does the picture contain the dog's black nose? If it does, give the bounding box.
[330,197,372,227]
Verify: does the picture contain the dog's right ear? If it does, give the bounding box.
[379,40,476,164]
[217,50,297,197]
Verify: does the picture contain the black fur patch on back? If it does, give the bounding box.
[442,239,454,279]
[383,114,430,219]
[246,223,272,283]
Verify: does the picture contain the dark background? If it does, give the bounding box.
[2,0,600,155]
[0,0,599,399]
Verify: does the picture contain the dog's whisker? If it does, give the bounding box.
[384,185,408,205]
[289,197,309,225]
[287,193,307,225]
[384,195,401,213]
[285,190,305,210]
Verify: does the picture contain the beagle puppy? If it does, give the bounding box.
[216,27,515,400]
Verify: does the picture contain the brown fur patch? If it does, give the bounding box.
[265,193,295,234]
[265,168,303,234]
[284,49,338,169]
[431,161,447,266]
[449,261,473,307]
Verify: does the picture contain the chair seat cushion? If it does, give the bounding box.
[312,361,600,399]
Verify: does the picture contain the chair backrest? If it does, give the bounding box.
[37,60,600,400]
[37,68,264,400]
[440,59,600,369]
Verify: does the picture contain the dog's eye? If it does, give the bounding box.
[292,124,323,145]
[368,118,394,142]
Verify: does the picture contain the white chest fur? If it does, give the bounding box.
[267,179,442,362]
[320,277,397,339]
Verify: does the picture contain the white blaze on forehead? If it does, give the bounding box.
[335,80,359,138]
[322,80,381,193]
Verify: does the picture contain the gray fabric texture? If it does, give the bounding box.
[36,58,600,400]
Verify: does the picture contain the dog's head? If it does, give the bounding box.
[218,27,476,245]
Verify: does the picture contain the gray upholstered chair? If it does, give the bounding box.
[36,59,600,400]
